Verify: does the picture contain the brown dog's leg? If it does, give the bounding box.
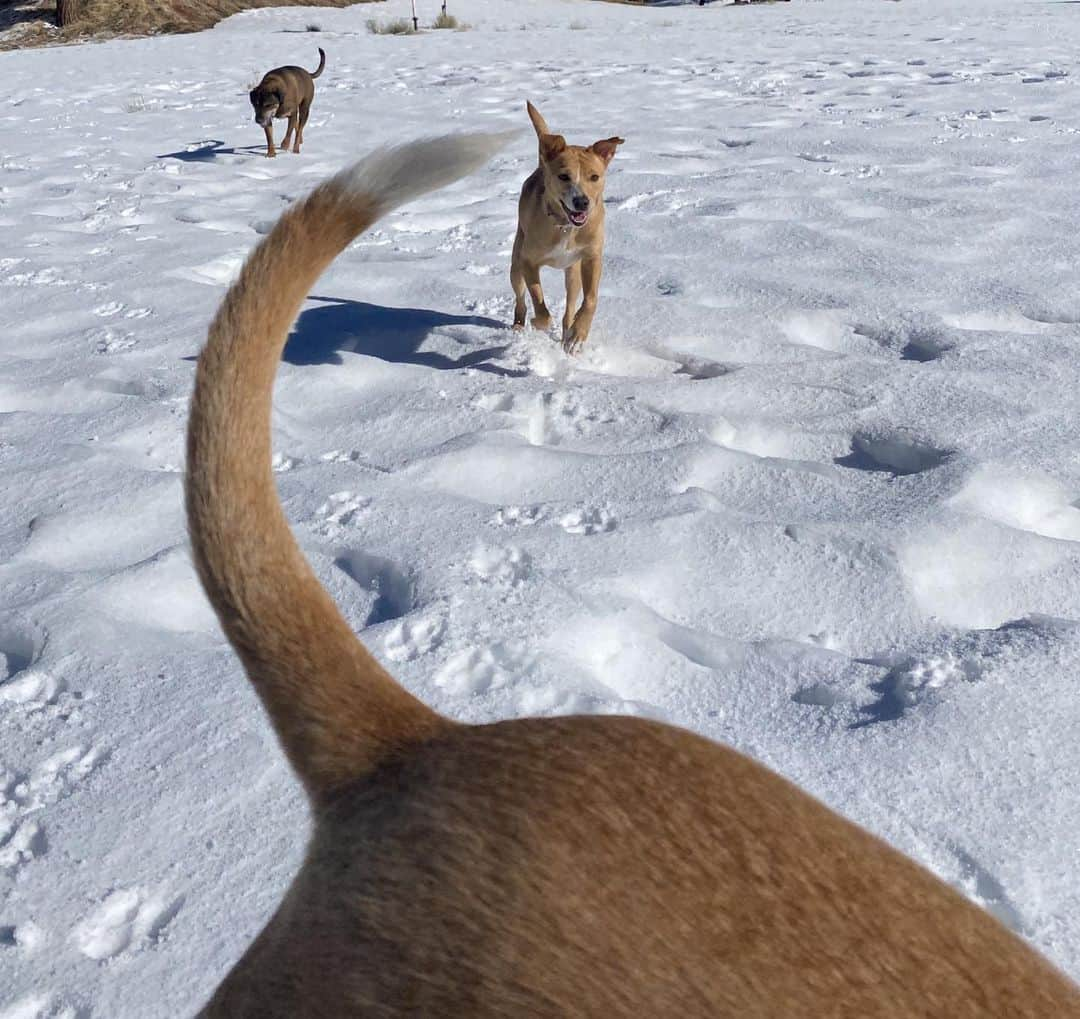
[524,263,552,331]
[563,262,582,341]
[263,122,277,158]
[295,100,310,154]
[281,114,296,154]
[510,232,528,329]
[563,254,601,353]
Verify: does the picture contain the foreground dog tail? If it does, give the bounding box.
[186,133,512,799]
[311,46,326,79]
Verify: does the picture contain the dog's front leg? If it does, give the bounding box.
[563,262,582,340]
[263,122,277,158]
[511,233,528,329]
[524,263,552,331]
[563,254,601,354]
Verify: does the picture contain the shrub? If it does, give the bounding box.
[367,17,416,34]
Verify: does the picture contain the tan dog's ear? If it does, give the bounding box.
[590,136,624,166]
[539,133,567,163]
[527,101,567,163]
[526,100,550,139]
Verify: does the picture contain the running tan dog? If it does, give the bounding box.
[187,132,1080,1017]
[248,47,325,158]
[511,101,623,354]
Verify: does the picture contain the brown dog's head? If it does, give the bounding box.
[526,101,623,229]
[249,82,283,128]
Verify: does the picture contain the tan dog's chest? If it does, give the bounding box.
[541,231,583,270]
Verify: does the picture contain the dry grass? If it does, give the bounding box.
[0,0,383,50]
[431,11,462,30]
[366,16,415,34]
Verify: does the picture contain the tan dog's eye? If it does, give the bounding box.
[590,174,600,182]
[558,173,571,182]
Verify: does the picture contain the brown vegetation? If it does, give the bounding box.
[0,0,382,50]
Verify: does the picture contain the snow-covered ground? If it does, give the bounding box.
[3,0,1080,1013]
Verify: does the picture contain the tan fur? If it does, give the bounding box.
[511,101,624,354]
[248,47,325,158]
[187,134,1080,1017]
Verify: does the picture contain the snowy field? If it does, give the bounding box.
[3,0,1080,1013]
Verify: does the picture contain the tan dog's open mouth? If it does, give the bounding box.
[561,202,589,227]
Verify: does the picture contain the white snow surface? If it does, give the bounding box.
[3,0,1080,1013]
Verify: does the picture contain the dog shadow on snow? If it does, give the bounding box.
[157,140,268,162]
[282,296,525,376]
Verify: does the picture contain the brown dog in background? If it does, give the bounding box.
[511,101,623,354]
[248,47,325,158]
[187,132,1080,1016]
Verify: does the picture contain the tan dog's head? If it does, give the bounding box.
[526,101,623,229]
[249,80,283,128]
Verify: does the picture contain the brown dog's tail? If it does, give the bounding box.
[311,46,326,79]
[186,133,513,799]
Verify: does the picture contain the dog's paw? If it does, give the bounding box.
[266,150,277,159]
[531,315,552,332]
[561,327,587,355]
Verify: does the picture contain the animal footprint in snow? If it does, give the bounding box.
[319,449,361,464]
[475,392,514,413]
[0,817,46,871]
[559,508,616,536]
[72,887,183,961]
[316,491,370,529]
[1,921,46,953]
[857,652,982,726]
[493,504,544,528]
[21,745,106,810]
[463,262,500,276]
[889,654,976,708]
[0,992,79,1019]
[88,326,136,354]
[93,301,151,320]
[384,615,446,663]
[516,685,650,720]
[470,545,531,585]
[434,643,526,696]
[271,452,300,473]
[0,669,64,710]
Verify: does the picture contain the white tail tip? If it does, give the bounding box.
[332,130,521,214]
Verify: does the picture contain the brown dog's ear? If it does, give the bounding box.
[526,100,550,139]
[590,136,624,166]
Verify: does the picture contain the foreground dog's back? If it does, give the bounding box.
[186,133,1080,1016]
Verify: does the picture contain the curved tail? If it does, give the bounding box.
[186,133,513,799]
[311,47,326,79]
